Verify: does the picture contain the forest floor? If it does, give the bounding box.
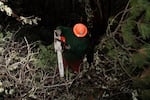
[0,29,137,100]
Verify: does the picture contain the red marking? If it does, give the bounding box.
[60,36,66,43]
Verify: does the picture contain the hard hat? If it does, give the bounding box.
[73,23,88,37]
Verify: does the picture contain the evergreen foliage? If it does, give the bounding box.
[124,0,150,68]
[102,0,150,99]
[36,44,57,71]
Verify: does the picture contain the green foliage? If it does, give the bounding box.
[102,0,150,99]
[138,23,150,39]
[145,7,150,21]
[132,45,150,68]
[0,31,11,42]
[122,19,136,45]
[122,0,150,44]
[121,0,150,99]
[133,75,150,100]
[36,44,57,71]
[121,0,150,65]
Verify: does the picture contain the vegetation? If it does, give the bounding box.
[100,0,150,99]
[0,0,150,100]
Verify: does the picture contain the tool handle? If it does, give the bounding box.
[54,29,64,77]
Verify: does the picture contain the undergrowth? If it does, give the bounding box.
[0,0,150,100]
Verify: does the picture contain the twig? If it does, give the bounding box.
[118,58,132,78]
[112,1,130,34]
[43,81,73,88]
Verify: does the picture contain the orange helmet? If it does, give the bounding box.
[73,23,88,37]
